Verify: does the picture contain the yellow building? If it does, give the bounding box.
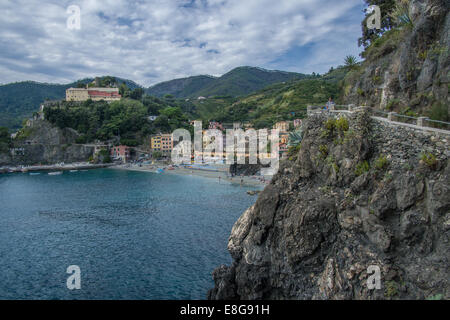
[151,136,162,151]
[66,87,121,102]
[66,88,89,101]
[151,134,173,156]
[273,121,290,132]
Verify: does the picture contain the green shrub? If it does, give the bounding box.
[372,75,382,84]
[288,143,301,158]
[428,101,448,122]
[375,155,389,170]
[386,99,401,111]
[385,281,399,298]
[75,135,88,144]
[99,149,112,163]
[319,144,328,158]
[417,50,427,61]
[420,152,437,169]
[336,117,349,132]
[324,119,336,131]
[355,161,370,176]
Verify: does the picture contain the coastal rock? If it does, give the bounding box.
[209,110,449,300]
[3,119,94,165]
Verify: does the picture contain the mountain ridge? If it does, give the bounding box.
[147,66,312,98]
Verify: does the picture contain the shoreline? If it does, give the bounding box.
[1,161,271,188]
[111,163,271,188]
[0,162,114,174]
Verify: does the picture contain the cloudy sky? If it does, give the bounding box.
[0,0,366,87]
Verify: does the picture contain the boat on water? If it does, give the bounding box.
[29,172,41,176]
[48,171,63,176]
[69,170,79,172]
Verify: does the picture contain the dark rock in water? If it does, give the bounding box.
[208,110,449,300]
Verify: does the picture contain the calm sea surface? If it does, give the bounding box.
[0,169,259,299]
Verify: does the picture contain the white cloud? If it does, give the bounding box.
[0,0,365,86]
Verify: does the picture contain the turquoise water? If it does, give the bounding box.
[0,169,259,299]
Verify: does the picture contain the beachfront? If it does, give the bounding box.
[112,163,271,187]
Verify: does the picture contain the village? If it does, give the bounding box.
[63,84,303,165]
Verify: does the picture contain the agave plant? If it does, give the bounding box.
[390,0,413,28]
[287,128,303,148]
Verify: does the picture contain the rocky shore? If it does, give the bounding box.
[0,162,114,174]
[208,109,449,300]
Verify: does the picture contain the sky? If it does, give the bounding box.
[0,0,367,87]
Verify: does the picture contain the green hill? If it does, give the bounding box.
[146,75,216,98]
[192,67,348,127]
[147,66,312,98]
[0,77,142,130]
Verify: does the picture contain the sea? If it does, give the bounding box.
[0,169,259,299]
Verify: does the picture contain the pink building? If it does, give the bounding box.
[110,145,131,163]
[293,119,302,128]
[208,121,223,131]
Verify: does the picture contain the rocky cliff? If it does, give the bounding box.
[209,110,449,299]
[343,0,449,116]
[0,119,94,166]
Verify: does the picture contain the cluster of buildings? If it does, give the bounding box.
[66,87,121,102]
[149,119,302,160]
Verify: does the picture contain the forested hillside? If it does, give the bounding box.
[0,77,142,130]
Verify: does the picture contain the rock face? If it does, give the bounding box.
[0,119,94,166]
[209,110,449,300]
[343,0,449,113]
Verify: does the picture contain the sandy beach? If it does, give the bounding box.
[111,163,271,188]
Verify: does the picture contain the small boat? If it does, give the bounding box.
[48,171,63,176]
[29,172,41,176]
[69,170,78,173]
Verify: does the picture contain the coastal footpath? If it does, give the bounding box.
[209,109,449,299]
